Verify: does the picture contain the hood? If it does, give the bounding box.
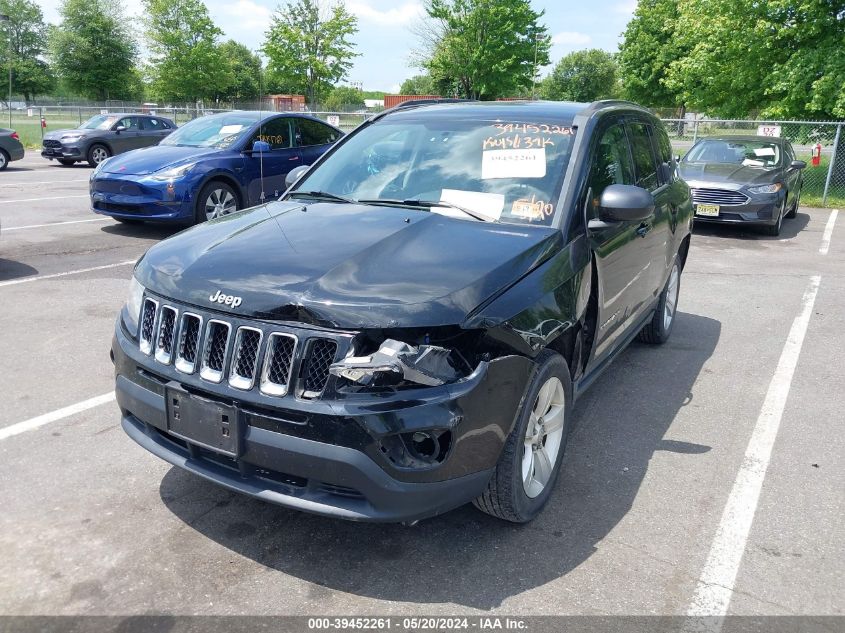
[134,201,562,329]
[44,129,90,140]
[102,145,222,175]
[679,162,781,188]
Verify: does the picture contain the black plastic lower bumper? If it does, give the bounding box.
[116,369,496,523]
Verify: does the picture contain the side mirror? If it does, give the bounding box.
[596,184,655,223]
[250,140,271,153]
[675,154,681,163]
[285,164,310,188]
[790,159,807,170]
[115,125,126,133]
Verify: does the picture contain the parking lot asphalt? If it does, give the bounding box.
[0,154,842,617]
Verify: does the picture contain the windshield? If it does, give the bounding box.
[291,117,576,225]
[684,139,782,168]
[80,115,118,130]
[160,113,258,149]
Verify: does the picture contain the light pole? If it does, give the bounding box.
[531,32,544,100]
[0,14,10,127]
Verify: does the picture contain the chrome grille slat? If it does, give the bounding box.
[154,306,178,365]
[139,298,159,355]
[301,338,338,398]
[200,320,231,383]
[260,333,298,396]
[691,188,749,206]
[175,313,202,374]
[229,327,263,390]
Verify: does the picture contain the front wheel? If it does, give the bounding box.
[785,187,800,219]
[638,259,681,345]
[0,149,8,171]
[763,198,786,236]
[474,350,572,523]
[195,181,239,224]
[87,144,110,167]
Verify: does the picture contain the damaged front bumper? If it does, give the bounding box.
[113,320,536,522]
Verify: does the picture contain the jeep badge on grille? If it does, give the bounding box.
[209,290,243,308]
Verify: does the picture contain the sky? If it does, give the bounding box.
[38,0,639,93]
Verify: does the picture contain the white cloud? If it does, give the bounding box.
[551,31,592,47]
[613,0,638,15]
[346,1,423,26]
[216,0,274,37]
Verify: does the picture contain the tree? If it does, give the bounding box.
[0,0,54,102]
[144,0,232,103]
[49,0,137,101]
[540,49,618,103]
[400,74,437,95]
[218,40,261,102]
[617,0,687,112]
[324,85,364,111]
[263,0,358,108]
[416,0,550,100]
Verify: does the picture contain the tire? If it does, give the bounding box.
[785,186,800,219]
[195,181,239,224]
[638,258,681,345]
[87,144,110,167]
[763,198,786,236]
[0,149,8,171]
[58,158,76,166]
[473,349,573,523]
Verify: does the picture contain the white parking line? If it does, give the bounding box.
[0,392,116,441]
[0,179,88,187]
[687,274,821,621]
[0,259,135,287]
[819,209,838,255]
[0,194,88,205]
[4,217,108,231]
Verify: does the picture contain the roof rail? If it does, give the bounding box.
[369,98,478,123]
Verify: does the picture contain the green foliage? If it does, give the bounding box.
[421,0,550,100]
[628,0,845,119]
[263,0,358,108]
[48,0,138,101]
[617,0,686,110]
[144,0,231,103]
[400,74,437,95]
[217,40,262,102]
[324,85,364,111]
[0,0,55,101]
[540,49,618,103]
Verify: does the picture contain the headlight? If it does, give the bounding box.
[748,183,783,194]
[124,277,145,337]
[150,163,195,181]
[60,134,83,142]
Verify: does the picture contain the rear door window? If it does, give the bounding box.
[295,119,340,147]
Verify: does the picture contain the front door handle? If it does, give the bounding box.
[289,156,300,161]
[636,223,651,237]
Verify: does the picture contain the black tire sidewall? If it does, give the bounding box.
[0,149,8,171]
[506,351,573,522]
[195,181,238,224]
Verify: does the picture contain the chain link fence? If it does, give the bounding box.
[5,105,843,208]
[661,118,844,208]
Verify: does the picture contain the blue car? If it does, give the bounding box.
[90,111,342,224]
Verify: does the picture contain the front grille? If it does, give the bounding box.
[302,339,338,398]
[94,201,144,214]
[154,306,178,364]
[200,320,231,383]
[137,296,349,400]
[691,188,749,206]
[175,313,202,373]
[43,139,61,148]
[229,327,262,390]
[260,333,297,396]
[139,299,158,354]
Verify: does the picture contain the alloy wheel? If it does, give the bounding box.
[522,376,566,498]
[204,188,237,220]
[663,264,680,331]
[0,152,6,169]
[91,147,109,164]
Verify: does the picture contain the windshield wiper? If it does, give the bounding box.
[357,198,497,222]
[287,190,354,204]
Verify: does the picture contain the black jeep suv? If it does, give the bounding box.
[113,100,693,523]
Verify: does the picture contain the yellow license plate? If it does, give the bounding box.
[696,204,720,217]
